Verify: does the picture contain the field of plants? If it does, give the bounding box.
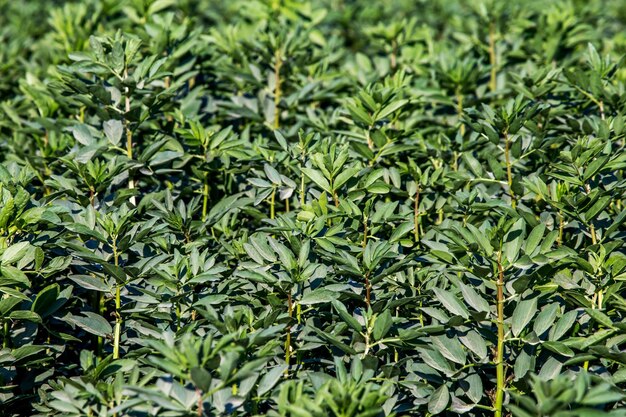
[2,0,626,415]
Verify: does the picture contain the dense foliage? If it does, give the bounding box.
[2,0,626,416]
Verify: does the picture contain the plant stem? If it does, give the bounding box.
[557,210,564,246]
[3,320,8,348]
[585,183,597,244]
[197,388,203,417]
[504,131,516,208]
[362,215,368,249]
[413,186,420,242]
[273,49,282,130]
[489,22,497,93]
[94,291,103,357]
[300,173,305,206]
[285,290,292,371]
[112,243,122,360]
[270,188,276,219]
[364,271,371,308]
[124,69,136,206]
[456,86,465,136]
[495,251,506,417]
[202,175,209,221]
[599,100,605,121]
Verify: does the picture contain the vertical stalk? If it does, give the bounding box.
[202,175,209,222]
[364,271,371,308]
[124,69,136,206]
[363,214,371,307]
[585,183,597,244]
[299,148,307,207]
[300,173,306,207]
[285,290,293,371]
[3,320,9,348]
[557,210,564,246]
[390,39,397,70]
[273,49,282,130]
[456,87,465,136]
[494,251,506,417]
[196,388,203,417]
[488,22,497,93]
[504,131,516,208]
[270,188,276,219]
[112,242,122,359]
[413,186,420,242]
[362,215,368,249]
[94,291,103,357]
[599,100,605,121]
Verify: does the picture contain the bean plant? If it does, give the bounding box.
[1,0,626,416]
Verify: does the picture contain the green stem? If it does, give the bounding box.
[202,175,209,221]
[489,22,497,93]
[585,183,597,244]
[456,86,465,136]
[504,131,516,208]
[112,243,122,360]
[273,49,282,130]
[285,290,292,372]
[495,251,506,417]
[94,291,103,357]
[3,320,8,348]
[270,188,276,219]
[413,187,420,242]
[557,210,564,246]
[124,68,136,206]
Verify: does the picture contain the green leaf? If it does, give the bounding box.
[31,284,60,318]
[549,310,578,341]
[512,298,538,337]
[431,335,466,364]
[525,223,545,255]
[372,310,393,341]
[299,288,338,305]
[331,300,362,332]
[504,218,526,264]
[302,168,332,193]
[543,341,574,357]
[257,365,287,395]
[72,124,95,146]
[103,119,123,146]
[1,242,30,265]
[585,308,614,329]
[433,288,469,319]
[190,367,212,392]
[533,304,558,336]
[67,312,112,338]
[428,384,449,415]
[458,283,490,313]
[9,310,42,323]
[264,164,282,185]
[466,224,493,256]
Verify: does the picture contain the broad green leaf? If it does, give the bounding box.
[512,298,538,337]
[372,310,393,341]
[299,288,338,305]
[504,218,526,264]
[458,283,490,313]
[433,288,469,319]
[302,168,331,193]
[428,384,449,415]
[67,312,112,338]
